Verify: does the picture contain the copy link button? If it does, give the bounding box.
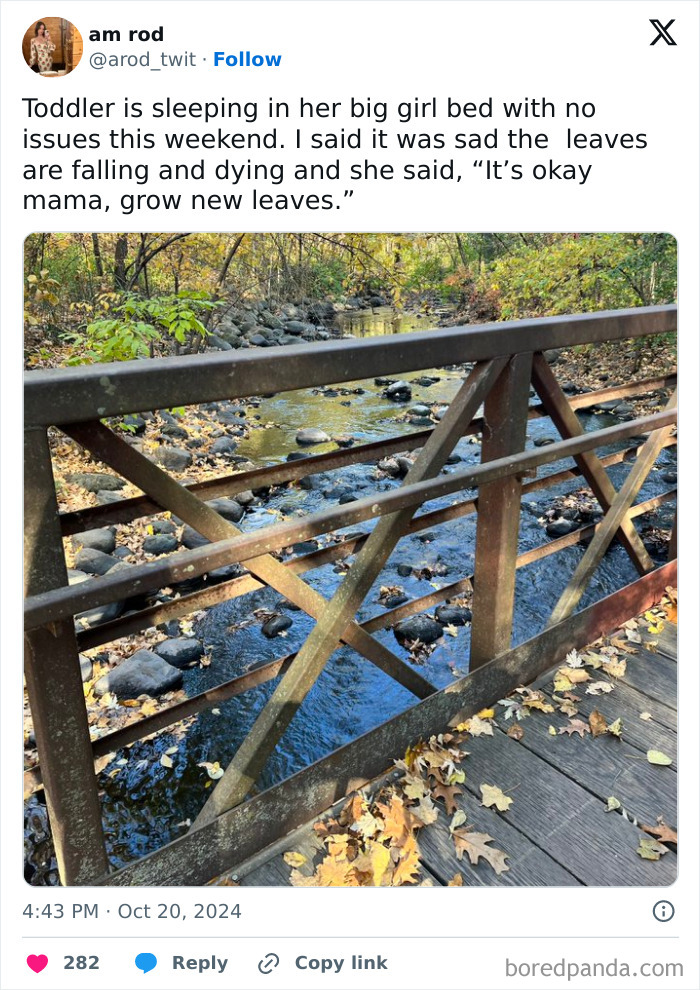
[258,953,280,975]
[652,900,674,922]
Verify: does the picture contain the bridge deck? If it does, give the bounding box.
[228,602,677,888]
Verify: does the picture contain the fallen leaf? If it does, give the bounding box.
[447,873,464,886]
[589,710,608,738]
[444,623,459,638]
[198,760,224,779]
[586,681,614,696]
[452,829,510,875]
[477,708,495,720]
[548,725,557,736]
[480,783,513,812]
[464,715,494,737]
[283,851,307,868]
[639,712,653,721]
[565,649,584,668]
[604,657,628,678]
[559,719,591,738]
[647,749,673,766]
[507,724,524,741]
[606,796,621,812]
[637,837,669,861]
[607,717,623,738]
[450,810,467,832]
[431,781,461,814]
[160,754,174,768]
[641,822,677,845]
[412,796,438,826]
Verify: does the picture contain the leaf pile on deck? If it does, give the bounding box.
[287,727,510,886]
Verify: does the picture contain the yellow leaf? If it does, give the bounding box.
[480,783,513,812]
[647,749,672,766]
[283,851,307,868]
[477,708,495,720]
[160,754,174,768]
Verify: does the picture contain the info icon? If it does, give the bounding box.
[652,900,675,922]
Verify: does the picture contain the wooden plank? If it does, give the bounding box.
[459,730,677,885]
[492,708,676,827]
[549,391,677,624]
[531,670,677,760]
[531,353,653,575]
[100,564,676,886]
[470,354,532,667]
[638,619,677,662]
[417,795,580,887]
[193,359,508,826]
[619,646,677,709]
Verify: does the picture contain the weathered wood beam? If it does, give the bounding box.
[532,352,653,575]
[24,428,109,885]
[470,354,533,667]
[62,421,435,704]
[192,358,508,827]
[549,391,677,624]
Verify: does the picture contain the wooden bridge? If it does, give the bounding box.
[23,305,678,886]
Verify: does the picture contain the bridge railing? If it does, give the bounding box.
[23,305,678,885]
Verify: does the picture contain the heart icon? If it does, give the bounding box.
[27,955,48,974]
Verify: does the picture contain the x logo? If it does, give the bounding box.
[650,18,676,45]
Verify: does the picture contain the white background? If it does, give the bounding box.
[1,1,698,988]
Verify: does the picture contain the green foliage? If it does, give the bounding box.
[66,291,219,364]
[24,270,60,326]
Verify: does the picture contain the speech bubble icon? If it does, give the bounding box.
[135,953,157,974]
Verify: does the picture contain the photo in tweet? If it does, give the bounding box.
[23,232,677,889]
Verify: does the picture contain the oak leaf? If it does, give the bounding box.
[452,829,510,875]
[641,822,677,845]
[431,781,462,814]
[559,719,590,738]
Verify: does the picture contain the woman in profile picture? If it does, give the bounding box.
[29,22,55,72]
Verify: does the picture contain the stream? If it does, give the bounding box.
[25,308,676,882]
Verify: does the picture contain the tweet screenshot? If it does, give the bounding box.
[1,0,698,987]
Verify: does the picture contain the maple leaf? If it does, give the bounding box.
[565,649,584,668]
[588,709,608,738]
[444,623,459,638]
[353,839,392,886]
[641,822,678,845]
[391,837,422,886]
[431,781,461,814]
[559,719,591,738]
[351,810,384,839]
[452,829,510,875]
[316,857,361,886]
[480,783,513,812]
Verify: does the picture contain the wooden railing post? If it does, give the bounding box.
[24,427,109,884]
[470,353,533,669]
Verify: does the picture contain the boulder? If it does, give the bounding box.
[260,311,283,330]
[181,526,210,550]
[206,498,245,523]
[210,437,238,456]
[296,427,331,446]
[151,519,176,534]
[161,424,189,440]
[122,414,147,434]
[546,518,578,537]
[397,563,414,578]
[74,548,119,576]
[143,534,178,555]
[394,614,444,646]
[262,614,293,638]
[208,334,233,350]
[154,638,204,668]
[94,649,182,698]
[72,527,116,555]
[66,472,125,493]
[79,654,93,683]
[383,381,412,402]
[154,446,193,471]
[435,604,472,626]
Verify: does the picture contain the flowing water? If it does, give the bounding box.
[25,309,676,882]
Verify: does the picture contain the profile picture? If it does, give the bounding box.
[22,17,83,76]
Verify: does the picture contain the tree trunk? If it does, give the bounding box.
[91,234,104,277]
[114,235,129,290]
